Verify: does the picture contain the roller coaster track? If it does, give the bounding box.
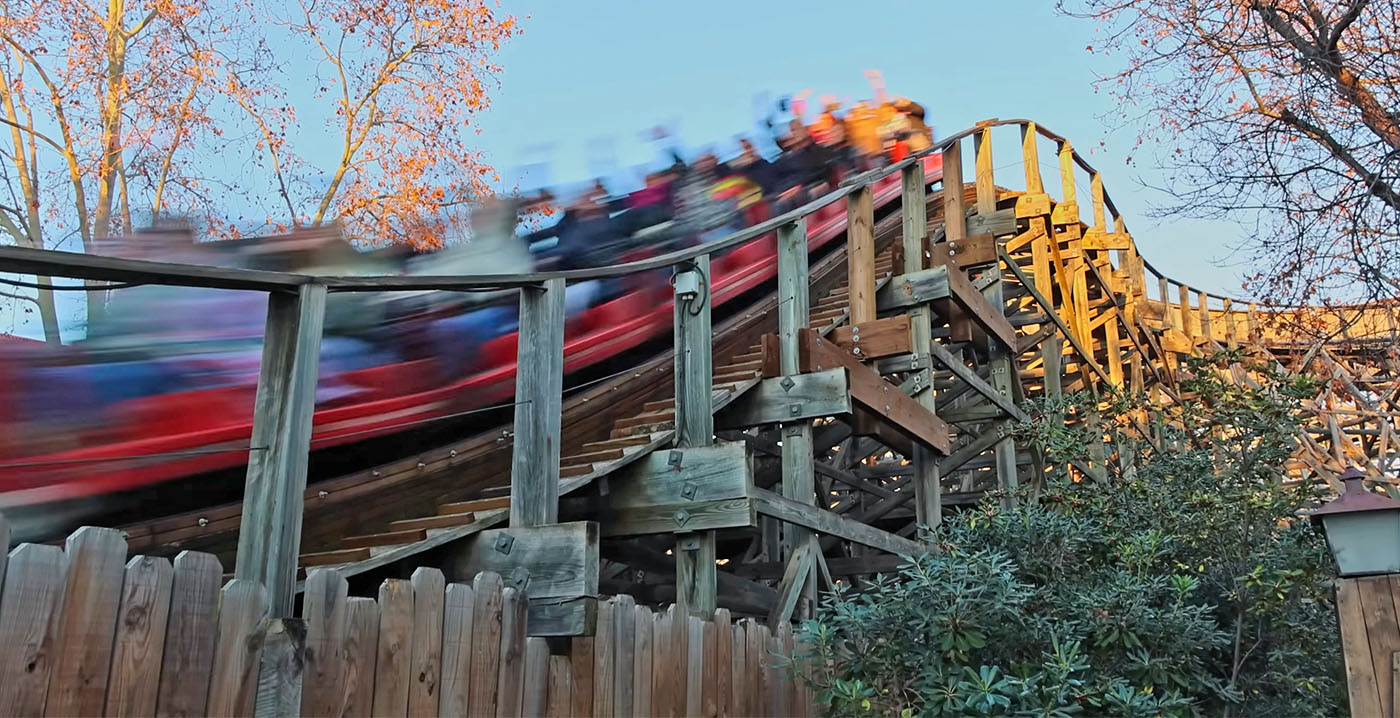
[5,118,1398,620]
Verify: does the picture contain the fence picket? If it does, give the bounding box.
[590,596,615,718]
[301,569,350,717]
[465,572,504,717]
[438,583,475,716]
[205,579,269,717]
[632,605,654,718]
[612,594,636,717]
[372,578,416,717]
[0,544,68,716]
[407,568,446,718]
[340,597,380,718]
[495,586,527,718]
[104,556,173,717]
[545,655,571,718]
[520,637,549,716]
[46,526,127,717]
[155,551,222,718]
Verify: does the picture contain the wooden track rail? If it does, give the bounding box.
[3,118,1397,637]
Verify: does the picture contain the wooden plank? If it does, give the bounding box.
[104,555,174,718]
[939,258,1018,349]
[236,283,327,617]
[512,277,566,528]
[673,255,715,450]
[753,489,922,556]
[847,185,877,325]
[452,522,599,636]
[496,586,527,718]
[373,578,416,717]
[466,572,505,717]
[253,618,306,717]
[767,538,815,629]
[684,616,705,716]
[798,330,951,454]
[609,443,753,509]
[591,598,615,718]
[1359,575,1400,716]
[676,531,718,620]
[0,544,68,716]
[746,620,767,718]
[634,604,655,717]
[1338,578,1384,718]
[946,233,999,268]
[47,526,127,717]
[716,370,852,429]
[408,567,446,717]
[340,597,380,718]
[831,315,913,360]
[437,497,511,515]
[301,568,350,718]
[975,126,996,215]
[760,332,781,378]
[612,595,637,716]
[521,638,550,717]
[714,608,733,718]
[943,140,966,241]
[928,343,1027,421]
[650,611,672,718]
[545,655,571,718]
[777,219,811,377]
[729,622,747,717]
[608,500,754,541]
[669,605,689,718]
[438,582,475,716]
[301,547,371,568]
[205,579,271,718]
[570,634,594,718]
[875,265,950,312]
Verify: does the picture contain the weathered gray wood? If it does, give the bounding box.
[673,256,714,449]
[876,265,951,311]
[732,552,906,580]
[301,568,350,718]
[607,498,756,537]
[777,220,810,376]
[903,160,942,534]
[496,586,527,717]
[715,370,852,429]
[438,582,475,716]
[928,343,1027,421]
[452,522,599,636]
[511,277,566,528]
[105,555,174,718]
[766,538,815,629]
[521,638,550,717]
[237,282,327,616]
[466,573,504,717]
[608,442,754,509]
[676,531,717,619]
[372,578,415,717]
[0,544,67,716]
[407,567,445,717]
[611,594,636,716]
[206,579,271,718]
[253,618,305,718]
[47,526,127,717]
[340,597,379,718]
[753,489,922,556]
[982,271,1020,504]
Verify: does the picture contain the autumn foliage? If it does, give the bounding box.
[1064,0,1400,306]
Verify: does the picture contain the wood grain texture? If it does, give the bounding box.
[495,586,527,718]
[465,572,504,717]
[156,550,223,718]
[205,579,270,718]
[437,583,475,716]
[46,526,127,717]
[0,543,68,716]
[545,655,571,718]
[340,597,380,718]
[104,555,174,718]
[407,567,446,717]
[301,568,350,718]
[372,578,415,717]
[520,638,549,717]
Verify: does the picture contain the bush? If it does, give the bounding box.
[795,353,1344,717]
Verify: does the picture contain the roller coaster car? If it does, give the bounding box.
[0,155,942,513]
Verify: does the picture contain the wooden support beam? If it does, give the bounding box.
[753,489,922,557]
[672,255,717,619]
[975,125,997,216]
[846,186,877,325]
[942,140,966,241]
[767,537,816,629]
[777,219,817,613]
[927,343,1028,421]
[603,443,755,537]
[715,369,851,429]
[999,248,1113,386]
[452,521,599,636]
[876,265,950,312]
[934,256,1018,349]
[732,552,905,580]
[982,268,1020,503]
[798,330,951,454]
[831,315,913,360]
[511,277,566,528]
[236,283,327,617]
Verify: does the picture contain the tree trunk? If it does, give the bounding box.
[33,278,61,344]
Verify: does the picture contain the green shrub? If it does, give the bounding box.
[795,353,1344,716]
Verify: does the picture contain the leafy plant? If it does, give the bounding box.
[796,353,1343,717]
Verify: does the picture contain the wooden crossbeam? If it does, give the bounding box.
[753,489,922,556]
[927,343,1028,422]
[797,329,951,454]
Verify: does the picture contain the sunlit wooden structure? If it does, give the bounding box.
[0,117,1396,713]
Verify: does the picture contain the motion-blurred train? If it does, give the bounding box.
[0,154,942,528]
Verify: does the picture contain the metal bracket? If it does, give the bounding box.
[494,533,515,555]
[779,376,795,392]
[668,450,684,470]
[507,566,530,590]
[680,481,699,501]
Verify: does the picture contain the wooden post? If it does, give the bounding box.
[511,278,566,528]
[236,282,326,616]
[673,255,716,619]
[776,220,817,612]
[982,269,1019,504]
[1198,291,1214,343]
[902,161,941,532]
[1179,284,1196,343]
[846,185,876,326]
[975,125,996,216]
[1021,122,1044,194]
[943,140,966,243]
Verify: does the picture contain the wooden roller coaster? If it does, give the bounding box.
[2,117,1396,640]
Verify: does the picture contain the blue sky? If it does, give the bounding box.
[469,0,1249,296]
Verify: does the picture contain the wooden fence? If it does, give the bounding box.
[0,522,813,716]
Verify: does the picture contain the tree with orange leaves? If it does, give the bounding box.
[1063,0,1400,305]
[226,0,521,249]
[0,0,220,340]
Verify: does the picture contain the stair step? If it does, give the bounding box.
[480,485,510,498]
[714,369,760,384]
[642,397,676,413]
[300,547,371,568]
[341,529,427,549]
[582,435,653,451]
[561,464,594,478]
[565,447,626,464]
[389,512,477,532]
[437,496,511,515]
[614,411,675,430]
[612,421,673,439]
